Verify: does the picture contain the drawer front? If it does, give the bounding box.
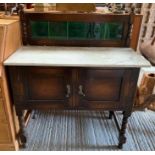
[0,124,12,143]
[77,68,133,109]
[8,67,73,109]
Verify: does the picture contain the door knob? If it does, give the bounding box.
[66,84,71,98]
[78,85,86,97]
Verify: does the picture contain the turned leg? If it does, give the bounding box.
[109,111,113,119]
[16,110,27,148]
[118,111,129,149]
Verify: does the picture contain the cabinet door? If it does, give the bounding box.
[77,69,128,109]
[9,67,72,109]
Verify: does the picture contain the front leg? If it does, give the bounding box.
[16,110,27,148]
[118,111,129,149]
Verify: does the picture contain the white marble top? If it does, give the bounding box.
[4,46,151,68]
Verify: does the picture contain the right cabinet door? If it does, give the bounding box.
[77,68,129,109]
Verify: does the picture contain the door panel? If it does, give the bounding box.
[84,77,122,101]
[8,67,135,110]
[9,67,72,109]
[26,68,67,100]
[77,69,126,109]
[23,67,72,107]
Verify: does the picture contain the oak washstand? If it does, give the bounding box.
[3,9,151,149]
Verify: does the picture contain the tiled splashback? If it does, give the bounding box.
[30,21,123,41]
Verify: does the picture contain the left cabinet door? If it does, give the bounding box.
[8,67,73,109]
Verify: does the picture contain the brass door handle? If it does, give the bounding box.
[78,85,86,97]
[66,84,71,98]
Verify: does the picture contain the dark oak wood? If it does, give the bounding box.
[77,69,125,109]
[8,67,73,109]
[19,8,142,49]
[19,7,133,47]
[16,110,26,148]
[130,14,143,51]
[8,67,139,110]
[6,7,143,149]
[118,111,129,149]
[7,66,140,148]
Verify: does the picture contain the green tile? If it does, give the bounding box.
[30,20,123,41]
[68,22,90,40]
[93,23,102,39]
[100,23,123,40]
[49,22,67,40]
[31,21,48,38]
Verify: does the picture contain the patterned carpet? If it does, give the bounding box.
[21,110,155,151]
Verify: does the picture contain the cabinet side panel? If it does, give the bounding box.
[3,21,22,61]
[0,26,6,63]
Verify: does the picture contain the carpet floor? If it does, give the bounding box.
[21,110,155,151]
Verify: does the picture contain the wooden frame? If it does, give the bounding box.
[19,8,143,50]
[20,7,133,47]
[5,7,144,150]
[7,66,140,149]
